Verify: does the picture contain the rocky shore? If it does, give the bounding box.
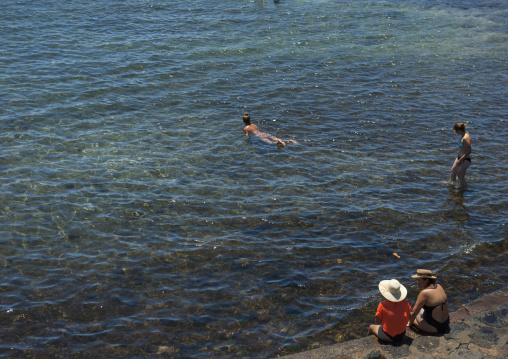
[280,287,508,359]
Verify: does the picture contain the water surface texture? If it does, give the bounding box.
[1,0,507,357]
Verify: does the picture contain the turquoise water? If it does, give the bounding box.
[1,0,507,357]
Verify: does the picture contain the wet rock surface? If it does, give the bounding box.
[280,288,508,359]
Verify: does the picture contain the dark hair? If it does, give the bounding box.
[424,278,436,287]
[242,113,251,125]
[453,122,467,132]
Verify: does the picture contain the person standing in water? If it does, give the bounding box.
[450,122,472,187]
[242,113,297,147]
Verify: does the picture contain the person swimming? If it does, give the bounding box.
[242,113,297,147]
[450,122,472,187]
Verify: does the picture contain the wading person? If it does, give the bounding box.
[450,122,472,187]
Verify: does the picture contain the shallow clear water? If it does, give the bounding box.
[1,0,507,357]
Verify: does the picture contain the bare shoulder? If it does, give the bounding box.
[437,284,447,295]
[244,125,255,133]
[244,124,259,133]
[419,288,432,300]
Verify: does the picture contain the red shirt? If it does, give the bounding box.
[376,300,412,336]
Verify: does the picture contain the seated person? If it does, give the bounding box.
[242,113,297,147]
[409,269,450,334]
[368,279,411,342]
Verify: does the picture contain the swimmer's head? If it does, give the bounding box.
[242,113,251,125]
[452,122,467,134]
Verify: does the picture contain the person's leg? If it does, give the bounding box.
[263,134,285,146]
[413,312,438,334]
[367,324,375,335]
[457,160,471,187]
[368,325,392,341]
[450,158,461,182]
[259,137,276,144]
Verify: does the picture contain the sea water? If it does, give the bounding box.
[1,0,507,357]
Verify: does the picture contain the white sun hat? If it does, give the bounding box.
[378,279,407,302]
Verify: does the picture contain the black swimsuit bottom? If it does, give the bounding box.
[457,156,471,162]
[422,305,450,333]
[381,328,406,342]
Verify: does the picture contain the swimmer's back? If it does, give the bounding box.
[244,124,259,134]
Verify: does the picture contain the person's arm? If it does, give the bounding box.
[409,292,427,325]
[375,302,384,325]
[244,126,253,136]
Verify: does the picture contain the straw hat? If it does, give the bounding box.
[411,269,437,279]
[378,279,407,302]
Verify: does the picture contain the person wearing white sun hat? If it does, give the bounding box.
[367,279,412,342]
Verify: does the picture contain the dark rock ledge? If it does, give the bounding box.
[280,287,508,359]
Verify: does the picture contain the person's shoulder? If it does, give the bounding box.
[380,300,393,308]
[437,284,447,292]
[421,287,432,294]
[394,299,410,306]
[419,288,432,299]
